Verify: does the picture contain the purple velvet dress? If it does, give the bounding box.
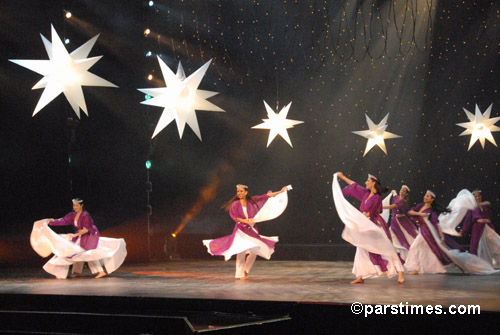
[389,196,418,250]
[461,203,495,255]
[408,204,452,265]
[342,183,391,272]
[206,194,276,257]
[50,211,100,250]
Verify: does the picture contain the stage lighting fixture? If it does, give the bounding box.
[144,28,151,37]
[171,233,177,238]
[147,74,153,81]
[148,1,154,7]
[64,38,70,45]
[145,160,152,169]
[65,11,72,19]
[146,51,152,57]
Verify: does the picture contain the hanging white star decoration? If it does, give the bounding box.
[9,25,117,118]
[352,113,401,156]
[456,103,500,150]
[138,57,224,140]
[252,101,304,147]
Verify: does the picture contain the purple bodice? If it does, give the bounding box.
[50,211,100,250]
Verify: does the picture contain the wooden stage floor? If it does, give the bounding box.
[1,260,500,334]
[1,260,499,310]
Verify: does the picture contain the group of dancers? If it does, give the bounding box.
[334,172,500,284]
[31,175,499,282]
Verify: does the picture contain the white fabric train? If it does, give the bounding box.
[31,219,127,279]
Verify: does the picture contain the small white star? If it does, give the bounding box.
[252,101,304,147]
[138,57,224,140]
[456,103,500,150]
[352,113,401,156]
[9,25,117,118]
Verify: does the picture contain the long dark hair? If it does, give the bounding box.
[369,176,389,195]
[221,186,258,212]
[430,198,450,215]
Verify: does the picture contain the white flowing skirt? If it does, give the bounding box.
[405,218,498,275]
[31,220,127,279]
[478,225,500,266]
[203,228,278,261]
[404,233,448,274]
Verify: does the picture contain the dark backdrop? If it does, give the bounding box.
[1,0,499,263]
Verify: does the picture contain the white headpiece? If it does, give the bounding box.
[367,174,379,182]
[472,189,481,194]
[236,184,248,189]
[72,198,84,204]
[401,185,410,192]
[425,190,436,198]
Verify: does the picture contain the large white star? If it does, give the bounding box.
[456,103,500,150]
[9,25,117,118]
[352,113,401,156]
[138,57,224,140]
[252,101,304,147]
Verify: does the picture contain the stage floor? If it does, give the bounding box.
[1,260,499,312]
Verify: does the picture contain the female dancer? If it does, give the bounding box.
[203,184,288,279]
[383,186,418,260]
[460,190,500,265]
[405,191,452,274]
[405,190,497,274]
[335,172,405,284]
[31,198,127,279]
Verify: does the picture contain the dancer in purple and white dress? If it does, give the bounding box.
[460,190,500,266]
[203,184,288,279]
[31,198,127,279]
[335,172,405,284]
[405,191,497,275]
[383,186,418,261]
[405,191,452,274]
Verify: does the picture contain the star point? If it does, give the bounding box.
[138,57,224,140]
[9,25,117,118]
[252,101,304,147]
[457,103,500,150]
[352,113,401,156]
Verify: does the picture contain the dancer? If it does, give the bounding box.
[405,191,497,275]
[30,198,127,279]
[460,190,500,265]
[334,172,405,284]
[383,186,418,260]
[203,184,289,279]
[405,191,452,274]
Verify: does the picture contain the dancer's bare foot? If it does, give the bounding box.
[380,273,388,277]
[239,271,249,280]
[70,273,82,278]
[350,278,364,284]
[408,270,419,275]
[94,272,106,279]
[397,272,405,283]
